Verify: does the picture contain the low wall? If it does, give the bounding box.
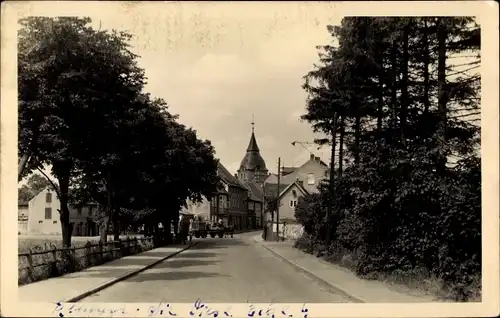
[266,221,304,241]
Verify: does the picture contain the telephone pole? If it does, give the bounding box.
[276,157,281,241]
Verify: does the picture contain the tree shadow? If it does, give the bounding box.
[154,259,219,269]
[176,252,219,259]
[193,239,250,250]
[126,271,228,283]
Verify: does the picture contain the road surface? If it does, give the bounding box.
[81,232,352,303]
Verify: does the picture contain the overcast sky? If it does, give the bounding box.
[83,2,340,175]
[14,2,489,186]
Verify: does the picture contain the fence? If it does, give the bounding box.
[18,236,155,285]
[265,221,304,241]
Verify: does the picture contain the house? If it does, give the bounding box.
[242,181,264,228]
[24,187,99,236]
[182,161,250,230]
[263,153,329,222]
[18,202,29,235]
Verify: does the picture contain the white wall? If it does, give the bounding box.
[278,183,305,221]
[26,188,97,235]
[27,188,61,235]
[18,205,29,235]
[280,159,327,194]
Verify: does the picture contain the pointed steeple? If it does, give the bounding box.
[238,116,267,174]
[247,116,260,152]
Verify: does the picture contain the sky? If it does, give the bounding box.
[83,3,341,175]
[14,2,486,186]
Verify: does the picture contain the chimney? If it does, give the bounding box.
[310,154,315,161]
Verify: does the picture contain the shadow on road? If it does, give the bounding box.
[155,259,218,269]
[193,238,250,250]
[177,251,218,258]
[126,271,228,283]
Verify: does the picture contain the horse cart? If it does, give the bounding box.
[179,214,233,241]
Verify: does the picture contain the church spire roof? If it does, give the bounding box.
[247,115,260,152]
[239,116,267,171]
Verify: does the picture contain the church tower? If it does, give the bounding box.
[237,117,268,186]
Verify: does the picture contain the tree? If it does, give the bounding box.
[18,17,146,247]
[298,17,481,301]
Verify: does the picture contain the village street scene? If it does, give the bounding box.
[11,3,486,311]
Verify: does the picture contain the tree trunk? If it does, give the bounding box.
[437,18,448,170]
[112,203,120,241]
[401,21,410,142]
[102,171,114,243]
[53,161,72,248]
[18,152,31,182]
[326,114,338,245]
[100,217,109,243]
[390,39,398,130]
[422,19,431,114]
[338,115,345,177]
[354,106,361,166]
[377,64,384,133]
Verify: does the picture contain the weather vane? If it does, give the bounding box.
[251,114,255,133]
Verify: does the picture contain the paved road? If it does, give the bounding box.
[81,232,352,303]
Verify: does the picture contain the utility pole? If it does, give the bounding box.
[276,157,281,241]
[325,113,338,245]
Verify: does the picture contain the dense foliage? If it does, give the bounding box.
[18,174,53,204]
[18,17,220,247]
[295,17,481,301]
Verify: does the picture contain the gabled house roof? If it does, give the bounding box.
[263,183,289,198]
[281,166,296,176]
[242,181,264,202]
[278,180,309,200]
[217,161,248,190]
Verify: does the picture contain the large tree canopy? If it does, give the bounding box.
[18,17,220,247]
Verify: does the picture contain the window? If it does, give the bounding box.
[53,221,57,224]
[289,200,297,207]
[44,207,52,219]
[77,207,82,215]
[307,173,315,185]
[88,207,93,216]
[46,192,52,203]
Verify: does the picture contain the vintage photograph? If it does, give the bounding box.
[2,1,498,317]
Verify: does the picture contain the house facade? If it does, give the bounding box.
[264,153,328,222]
[23,187,99,236]
[18,203,29,234]
[182,161,251,230]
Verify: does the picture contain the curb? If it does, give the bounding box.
[252,236,366,303]
[65,241,199,303]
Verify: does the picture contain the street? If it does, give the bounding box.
[81,232,352,303]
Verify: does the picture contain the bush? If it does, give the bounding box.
[294,138,481,301]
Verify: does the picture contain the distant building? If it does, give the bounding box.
[18,203,29,234]
[236,121,269,187]
[22,187,99,236]
[235,121,266,228]
[182,161,251,230]
[263,153,328,222]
